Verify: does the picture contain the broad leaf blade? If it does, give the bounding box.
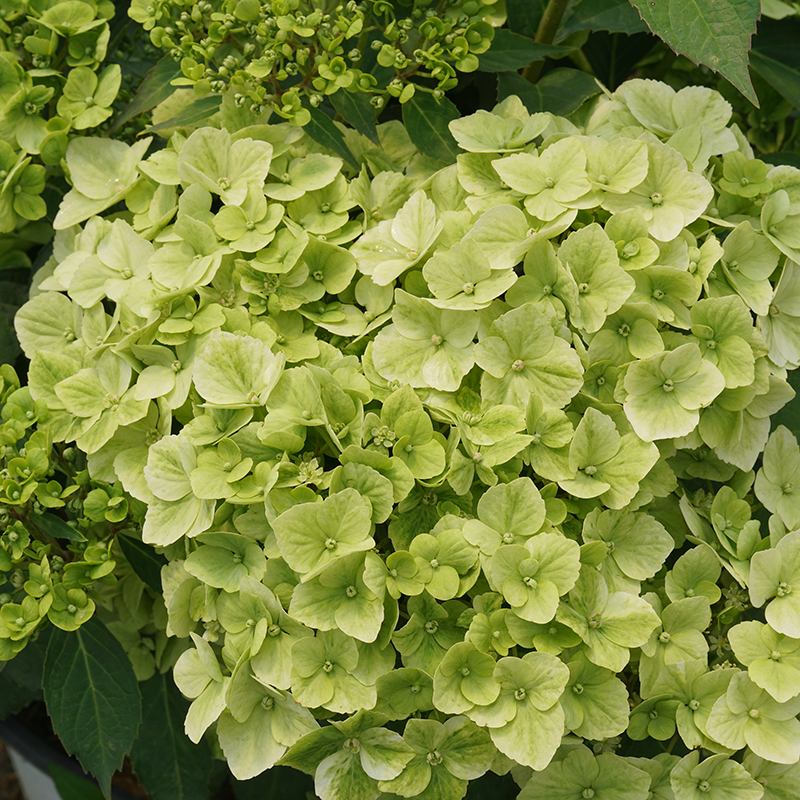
[43,618,141,799]
[478,29,572,71]
[628,0,759,104]
[0,628,49,718]
[303,104,359,169]
[497,69,601,116]
[0,313,19,364]
[331,92,380,144]
[143,96,222,135]
[506,0,547,36]
[770,365,800,437]
[33,512,86,542]
[583,31,658,89]
[111,57,183,131]
[49,763,105,800]
[118,534,167,593]
[762,153,800,169]
[402,94,461,163]
[557,0,649,39]
[130,673,214,800]
[231,765,316,800]
[750,19,800,108]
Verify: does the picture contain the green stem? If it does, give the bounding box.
[569,48,593,74]
[522,0,572,83]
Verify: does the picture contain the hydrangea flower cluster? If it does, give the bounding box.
[0,363,173,676]
[11,78,800,799]
[128,0,498,123]
[0,0,156,237]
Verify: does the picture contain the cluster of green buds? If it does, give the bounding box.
[128,0,500,125]
[0,366,144,660]
[0,0,156,237]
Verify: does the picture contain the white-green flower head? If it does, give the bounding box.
[623,343,725,440]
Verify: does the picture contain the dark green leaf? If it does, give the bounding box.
[0,313,19,365]
[477,29,572,72]
[106,2,132,56]
[49,763,105,800]
[401,94,461,164]
[762,152,800,169]
[331,92,379,144]
[505,0,547,37]
[0,628,49,718]
[497,69,601,116]
[231,765,316,800]
[112,57,183,131]
[0,250,30,269]
[358,29,395,86]
[0,280,29,307]
[43,618,142,799]
[130,673,214,800]
[557,0,648,39]
[771,367,800,438]
[465,771,521,799]
[143,95,222,135]
[112,58,160,82]
[628,0,759,104]
[750,19,800,109]
[117,534,167,594]
[33,512,86,542]
[583,31,657,89]
[303,103,359,169]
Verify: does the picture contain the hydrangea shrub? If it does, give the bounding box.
[7,77,800,798]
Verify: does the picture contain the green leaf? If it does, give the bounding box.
[0,628,49,717]
[0,314,19,364]
[770,365,800,438]
[231,765,316,800]
[43,617,142,799]
[750,19,800,108]
[117,534,167,594]
[402,94,461,164]
[497,70,602,116]
[557,0,649,38]
[762,152,800,170]
[477,30,572,72]
[506,0,547,37]
[143,95,222,135]
[32,511,86,542]
[49,763,105,800]
[331,92,379,144]
[303,104,359,169]
[111,56,182,132]
[627,0,759,105]
[130,672,214,800]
